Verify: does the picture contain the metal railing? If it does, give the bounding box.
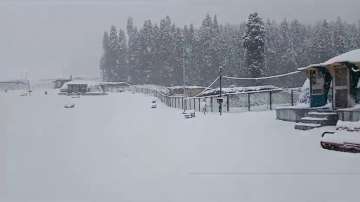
[130,86,300,113]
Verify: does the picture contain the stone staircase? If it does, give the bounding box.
[295,111,338,130]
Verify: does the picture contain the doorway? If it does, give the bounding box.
[333,67,349,109]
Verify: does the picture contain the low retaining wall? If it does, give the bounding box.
[338,109,360,122]
[276,107,315,122]
[276,107,332,122]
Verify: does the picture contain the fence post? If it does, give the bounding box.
[226,94,230,112]
[193,98,196,110]
[269,91,272,110]
[247,93,251,111]
[210,97,213,112]
[182,97,184,110]
[198,98,201,112]
[291,89,294,106]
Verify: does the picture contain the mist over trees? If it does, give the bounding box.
[100,14,360,87]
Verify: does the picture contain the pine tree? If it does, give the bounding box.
[126,17,138,83]
[108,25,120,81]
[199,14,216,84]
[100,31,110,81]
[99,15,360,88]
[117,29,128,82]
[243,12,265,80]
[138,20,155,84]
[311,20,333,63]
[332,17,348,55]
[279,20,297,70]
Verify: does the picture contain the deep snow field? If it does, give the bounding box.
[1,90,360,202]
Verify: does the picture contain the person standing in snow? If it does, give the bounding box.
[201,98,207,115]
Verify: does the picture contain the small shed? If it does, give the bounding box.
[59,80,105,95]
[298,49,360,109]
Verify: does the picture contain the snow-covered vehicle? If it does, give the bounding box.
[321,121,360,153]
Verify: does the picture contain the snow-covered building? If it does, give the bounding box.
[59,80,106,95]
[298,49,360,109]
[0,80,28,91]
[277,49,360,128]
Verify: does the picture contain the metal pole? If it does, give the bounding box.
[219,66,223,116]
[248,93,251,111]
[198,98,201,112]
[182,97,184,110]
[227,94,230,112]
[291,89,294,106]
[269,91,272,110]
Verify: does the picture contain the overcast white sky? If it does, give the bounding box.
[0,0,359,80]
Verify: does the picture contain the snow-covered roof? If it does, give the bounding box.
[200,85,282,96]
[99,81,131,86]
[168,86,205,90]
[64,80,99,86]
[133,84,170,94]
[324,49,360,65]
[60,80,101,90]
[299,49,360,71]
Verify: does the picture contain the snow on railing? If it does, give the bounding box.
[130,83,300,113]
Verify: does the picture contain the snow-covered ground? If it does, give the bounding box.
[1,90,360,202]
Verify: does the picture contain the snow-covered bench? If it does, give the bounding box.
[184,110,196,119]
[321,121,360,153]
[64,104,75,109]
[151,100,157,108]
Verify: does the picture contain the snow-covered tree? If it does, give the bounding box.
[117,29,128,82]
[243,12,265,80]
[332,17,349,55]
[99,14,360,88]
[100,31,110,81]
[311,20,333,63]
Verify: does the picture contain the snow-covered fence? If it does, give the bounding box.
[130,85,300,113]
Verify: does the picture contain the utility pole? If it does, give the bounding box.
[218,66,223,116]
[182,41,192,113]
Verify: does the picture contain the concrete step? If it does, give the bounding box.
[307,111,338,120]
[295,122,322,130]
[308,111,337,116]
[299,116,328,124]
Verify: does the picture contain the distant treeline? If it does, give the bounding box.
[99,13,360,87]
